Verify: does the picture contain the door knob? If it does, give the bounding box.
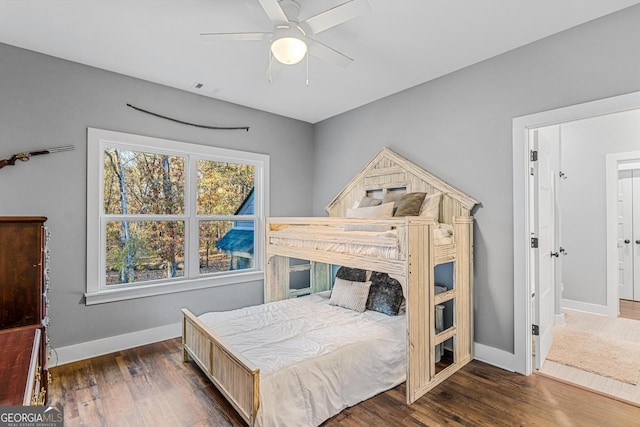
[625,239,631,244]
[551,251,559,258]
[560,247,568,255]
[636,240,640,244]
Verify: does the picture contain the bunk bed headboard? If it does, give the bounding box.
[325,147,478,224]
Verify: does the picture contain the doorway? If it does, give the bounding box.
[514,102,640,403]
[617,163,640,302]
[512,90,640,376]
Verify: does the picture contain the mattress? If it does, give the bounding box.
[198,292,407,427]
[268,223,453,260]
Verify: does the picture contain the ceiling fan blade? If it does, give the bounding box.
[308,39,353,68]
[257,0,289,26]
[201,32,271,41]
[300,0,370,35]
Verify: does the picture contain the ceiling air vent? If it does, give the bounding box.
[191,82,219,95]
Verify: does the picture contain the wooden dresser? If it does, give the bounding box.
[0,217,50,405]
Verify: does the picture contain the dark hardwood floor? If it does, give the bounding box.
[620,299,640,321]
[50,338,640,427]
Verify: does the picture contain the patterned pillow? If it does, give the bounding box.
[336,266,367,282]
[366,272,404,316]
[329,277,372,312]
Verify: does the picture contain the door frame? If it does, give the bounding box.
[512,90,640,375]
[607,152,640,305]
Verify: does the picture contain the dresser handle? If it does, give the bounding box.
[37,388,46,406]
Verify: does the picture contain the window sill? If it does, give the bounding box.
[84,270,264,305]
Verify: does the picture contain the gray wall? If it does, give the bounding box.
[0,42,315,348]
[561,109,640,304]
[312,5,640,353]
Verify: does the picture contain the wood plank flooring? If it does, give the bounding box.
[49,338,640,427]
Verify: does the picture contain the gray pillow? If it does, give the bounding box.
[357,196,383,208]
[336,266,367,282]
[366,271,404,316]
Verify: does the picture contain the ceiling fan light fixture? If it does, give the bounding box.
[270,25,307,65]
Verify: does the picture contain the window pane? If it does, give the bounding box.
[103,148,185,215]
[200,220,254,274]
[105,220,185,285]
[197,160,254,215]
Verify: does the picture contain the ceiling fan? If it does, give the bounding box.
[201,0,370,70]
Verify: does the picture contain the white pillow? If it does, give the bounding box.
[344,202,394,231]
[329,277,372,312]
[346,202,394,218]
[419,192,442,219]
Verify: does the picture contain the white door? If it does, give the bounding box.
[532,128,557,370]
[635,169,640,301]
[619,168,640,301]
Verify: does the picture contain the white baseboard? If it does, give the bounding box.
[561,299,609,316]
[554,312,566,325]
[53,322,181,366]
[473,342,516,372]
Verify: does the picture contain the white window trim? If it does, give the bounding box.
[86,128,269,305]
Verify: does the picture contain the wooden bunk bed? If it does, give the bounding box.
[182,147,478,426]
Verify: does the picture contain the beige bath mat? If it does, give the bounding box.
[546,326,640,385]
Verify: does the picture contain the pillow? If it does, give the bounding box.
[329,277,372,312]
[419,192,442,219]
[381,191,404,205]
[366,272,404,316]
[344,202,394,231]
[357,196,383,208]
[346,202,394,218]
[392,192,426,216]
[336,266,367,282]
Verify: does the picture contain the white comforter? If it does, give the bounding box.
[198,293,407,427]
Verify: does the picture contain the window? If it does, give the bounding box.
[86,128,269,304]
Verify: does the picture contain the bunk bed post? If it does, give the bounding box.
[454,216,474,362]
[265,255,290,303]
[405,220,433,404]
[182,313,189,362]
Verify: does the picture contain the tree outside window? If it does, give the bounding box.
[86,128,268,304]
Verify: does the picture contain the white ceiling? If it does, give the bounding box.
[1,0,639,123]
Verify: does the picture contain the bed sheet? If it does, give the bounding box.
[198,292,407,427]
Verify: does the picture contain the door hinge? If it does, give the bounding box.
[532,324,539,336]
[530,150,538,161]
[531,237,539,248]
